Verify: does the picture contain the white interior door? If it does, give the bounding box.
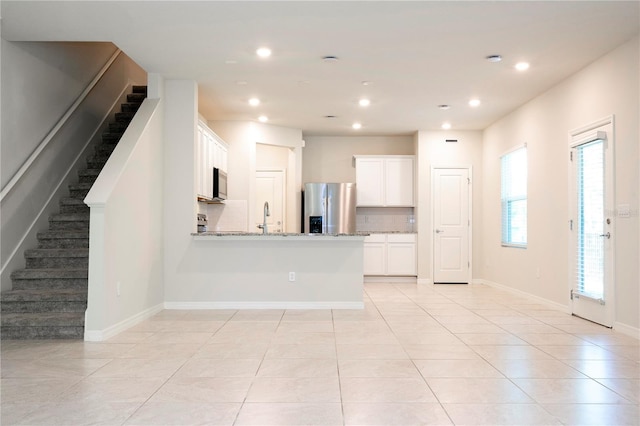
[569,119,614,327]
[256,170,285,233]
[433,168,471,283]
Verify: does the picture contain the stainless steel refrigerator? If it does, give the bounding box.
[303,183,356,234]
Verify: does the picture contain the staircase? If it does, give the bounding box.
[0,86,147,340]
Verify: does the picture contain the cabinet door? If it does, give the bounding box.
[363,242,386,275]
[384,157,414,206]
[356,158,384,206]
[196,126,208,198]
[386,241,416,275]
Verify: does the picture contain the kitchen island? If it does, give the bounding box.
[167,233,366,309]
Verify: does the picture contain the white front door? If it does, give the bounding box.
[433,168,471,283]
[256,170,285,233]
[569,119,615,327]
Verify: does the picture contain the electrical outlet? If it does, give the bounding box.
[117,282,121,296]
[288,272,296,282]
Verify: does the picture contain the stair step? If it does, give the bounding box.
[10,269,87,291]
[59,197,89,214]
[86,157,107,170]
[115,112,134,122]
[77,169,100,185]
[1,289,88,313]
[49,213,89,231]
[25,248,89,269]
[101,132,123,144]
[109,121,129,132]
[37,231,89,249]
[95,142,118,155]
[1,289,88,302]
[132,85,147,94]
[1,313,84,339]
[120,103,141,113]
[68,183,92,199]
[126,93,146,103]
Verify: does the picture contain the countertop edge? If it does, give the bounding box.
[192,232,368,240]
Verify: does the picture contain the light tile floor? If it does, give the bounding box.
[1,283,639,425]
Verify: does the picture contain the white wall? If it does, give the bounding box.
[1,42,118,186]
[84,98,164,339]
[209,121,303,232]
[414,131,484,282]
[302,136,414,183]
[481,36,639,331]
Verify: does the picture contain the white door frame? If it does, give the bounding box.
[431,166,473,284]
[568,115,615,327]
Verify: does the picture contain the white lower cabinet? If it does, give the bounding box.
[363,233,416,276]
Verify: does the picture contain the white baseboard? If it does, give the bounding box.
[613,321,640,340]
[475,278,570,314]
[164,301,364,310]
[364,276,417,284]
[417,278,433,285]
[84,303,164,341]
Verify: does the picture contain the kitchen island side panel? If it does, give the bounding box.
[165,237,364,307]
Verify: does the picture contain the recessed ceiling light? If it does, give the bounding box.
[486,54,502,63]
[359,99,371,107]
[322,55,339,62]
[515,62,530,71]
[361,81,373,86]
[248,98,260,106]
[256,47,272,58]
[352,122,362,130]
[258,115,268,122]
[324,115,337,119]
[468,99,481,107]
[438,104,451,110]
[441,122,452,130]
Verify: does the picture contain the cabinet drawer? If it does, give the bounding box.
[364,234,386,243]
[387,233,416,243]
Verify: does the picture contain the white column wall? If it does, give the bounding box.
[163,80,199,302]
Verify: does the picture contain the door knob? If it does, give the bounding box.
[599,232,611,239]
[435,229,444,234]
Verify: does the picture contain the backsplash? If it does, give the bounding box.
[356,207,415,233]
[203,200,248,232]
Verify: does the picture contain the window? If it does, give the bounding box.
[501,146,527,247]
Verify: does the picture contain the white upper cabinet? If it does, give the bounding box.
[355,157,385,206]
[355,155,414,207]
[196,121,228,200]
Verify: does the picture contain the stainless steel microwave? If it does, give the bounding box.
[213,168,227,201]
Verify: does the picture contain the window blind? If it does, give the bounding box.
[576,139,604,298]
[501,147,527,246]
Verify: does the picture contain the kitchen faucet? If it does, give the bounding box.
[257,201,270,234]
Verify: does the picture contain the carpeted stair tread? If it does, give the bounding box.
[38,230,89,239]
[11,269,88,280]
[1,312,85,327]
[1,289,88,302]
[49,213,89,222]
[126,93,146,103]
[25,248,89,258]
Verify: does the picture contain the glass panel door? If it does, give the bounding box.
[570,120,614,328]
[576,140,604,299]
